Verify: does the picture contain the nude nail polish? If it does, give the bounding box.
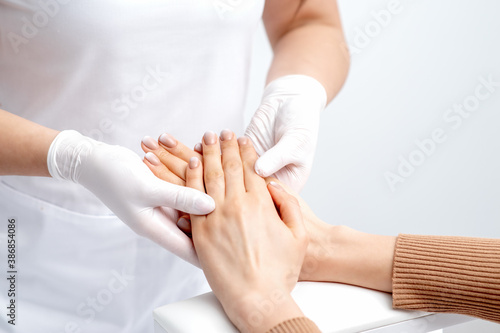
[194,143,202,153]
[203,131,217,145]
[269,181,283,191]
[220,129,233,141]
[145,152,161,166]
[159,133,177,148]
[237,137,248,145]
[189,157,200,169]
[142,136,159,150]
[177,217,191,231]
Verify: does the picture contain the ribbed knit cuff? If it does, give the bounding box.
[393,234,500,323]
[266,317,321,333]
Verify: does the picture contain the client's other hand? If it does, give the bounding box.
[145,130,309,332]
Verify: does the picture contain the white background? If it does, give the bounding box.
[246,0,500,239]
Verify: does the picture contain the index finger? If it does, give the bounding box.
[202,131,225,202]
[159,133,203,164]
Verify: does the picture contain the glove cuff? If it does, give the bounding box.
[47,130,97,183]
[263,75,328,110]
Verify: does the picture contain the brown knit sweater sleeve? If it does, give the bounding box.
[392,234,500,323]
[266,317,321,333]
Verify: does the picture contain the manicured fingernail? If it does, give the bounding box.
[145,152,161,166]
[269,181,283,191]
[203,131,217,145]
[220,129,233,141]
[194,143,203,153]
[177,217,191,231]
[142,136,159,150]
[189,157,200,169]
[237,137,248,145]
[159,133,177,148]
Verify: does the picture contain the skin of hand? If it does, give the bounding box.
[142,132,397,293]
[187,130,308,332]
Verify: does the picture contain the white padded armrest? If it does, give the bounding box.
[153,282,472,333]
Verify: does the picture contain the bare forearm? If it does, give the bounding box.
[325,227,396,293]
[300,222,396,293]
[0,109,59,176]
[266,23,349,103]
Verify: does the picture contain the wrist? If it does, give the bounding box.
[308,225,396,292]
[224,289,303,333]
[47,130,98,183]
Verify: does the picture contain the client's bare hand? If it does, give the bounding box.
[141,132,395,294]
[145,130,308,332]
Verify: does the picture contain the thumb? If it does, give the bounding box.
[267,181,306,239]
[254,135,299,177]
[150,179,215,215]
[142,207,200,267]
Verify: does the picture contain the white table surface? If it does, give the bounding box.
[153,282,473,333]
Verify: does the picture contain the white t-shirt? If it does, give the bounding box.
[0,0,264,215]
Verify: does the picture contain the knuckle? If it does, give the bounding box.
[171,144,186,157]
[202,148,220,156]
[205,169,224,182]
[242,159,256,171]
[156,150,170,162]
[223,159,242,174]
[283,195,300,209]
[287,195,299,206]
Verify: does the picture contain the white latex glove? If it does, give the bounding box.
[245,75,327,192]
[47,130,215,266]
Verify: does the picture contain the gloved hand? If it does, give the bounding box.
[245,75,327,192]
[46,130,215,266]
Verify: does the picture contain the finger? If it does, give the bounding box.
[253,135,298,178]
[185,157,205,193]
[220,129,245,196]
[265,177,316,219]
[194,142,203,154]
[159,133,203,163]
[267,181,307,241]
[238,136,267,193]
[138,207,200,267]
[202,131,225,200]
[264,177,295,195]
[244,101,280,157]
[186,157,209,229]
[143,152,185,186]
[142,137,188,181]
[150,173,215,214]
[177,216,192,237]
